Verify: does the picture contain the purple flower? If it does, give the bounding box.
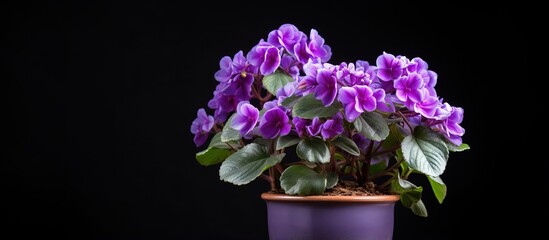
[336,63,369,86]
[424,70,438,96]
[276,82,296,105]
[430,105,465,145]
[414,96,439,118]
[293,38,311,64]
[306,117,322,136]
[315,68,338,106]
[259,108,291,139]
[406,57,429,74]
[263,100,279,111]
[280,55,299,79]
[405,57,438,97]
[376,52,404,81]
[262,47,282,75]
[267,24,304,54]
[321,113,344,139]
[292,117,309,137]
[444,107,465,142]
[394,73,425,103]
[190,108,215,147]
[231,51,249,75]
[247,42,282,75]
[356,60,378,84]
[231,102,259,136]
[432,101,452,120]
[338,85,378,121]
[306,29,332,62]
[223,74,254,101]
[214,56,233,82]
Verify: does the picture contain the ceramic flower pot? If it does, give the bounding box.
[261,193,400,240]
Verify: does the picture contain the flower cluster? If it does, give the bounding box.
[192,24,468,216]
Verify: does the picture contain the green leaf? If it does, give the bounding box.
[353,111,390,141]
[392,175,427,216]
[280,165,327,195]
[401,126,449,176]
[292,94,339,119]
[221,114,241,142]
[209,132,241,149]
[253,138,272,147]
[276,135,301,150]
[368,161,387,176]
[196,147,232,166]
[428,176,447,204]
[447,143,470,152]
[411,200,428,217]
[399,156,413,177]
[382,124,404,150]
[392,175,421,192]
[389,123,405,142]
[332,136,360,156]
[281,95,302,108]
[334,153,345,161]
[400,187,423,207]
[296,138,330,163]
[219,143,285,185]
[326,172,339,189]
[262,72,294,96]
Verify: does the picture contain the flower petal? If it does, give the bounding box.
[260,47,281,75]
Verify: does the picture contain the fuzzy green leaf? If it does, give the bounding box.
[428,176,447,204]
[221,114,241,142]
[276,135,301,150]
[391,174,427,217]
[280,165,327,195]
[281,95,302,108]
[411,200,428,217]
[326,172,339,189]
[401,126,449,176]
[219,143,284,185]
[297,138,330,163]
[332,136,360,156]
[209,132,241,149]
[262,72,294,96]
[292,94,339,119]
[447,143,470,152]
[196,147,232,166]
[354,112,390,141]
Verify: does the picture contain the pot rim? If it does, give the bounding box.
[261,193,400,203]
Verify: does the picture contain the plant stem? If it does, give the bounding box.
[397,110,414,133]
[369,158,403,181]
[328,143,336,171]
[225,142,237,151]
[377,177,394,190]
[213,124,221,133]
[269,167,277,191]
[275,163,284,174]
[352,159,360,181]
[372,145,401,157]
[361,141,374,184]
[260,173,272,183]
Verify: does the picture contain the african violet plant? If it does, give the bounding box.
[191,24,469,216]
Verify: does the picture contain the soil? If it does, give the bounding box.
[321,181,385,196]
[270,181,386,196]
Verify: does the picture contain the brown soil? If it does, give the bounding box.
[321,181,385,196]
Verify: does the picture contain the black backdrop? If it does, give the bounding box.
[4,2,526,239]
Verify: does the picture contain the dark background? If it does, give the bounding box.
[4,1,526,239]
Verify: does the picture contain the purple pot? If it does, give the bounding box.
[262,193,400,240]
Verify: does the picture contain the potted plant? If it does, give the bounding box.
[191,23,469,239]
